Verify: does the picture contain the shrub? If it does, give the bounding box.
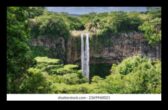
[18,56,87,93]
[112,55,144,75]
[92,76,103,83]
[97,55,161,93]
[17,54,161,94]
[19,68,51,93]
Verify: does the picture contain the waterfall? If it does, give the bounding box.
[86,33,90,79]
[81,33,90,80]
[81,33,84,76]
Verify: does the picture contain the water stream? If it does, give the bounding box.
[81,33,89,80]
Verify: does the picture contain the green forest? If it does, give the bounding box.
[7,7,161,93]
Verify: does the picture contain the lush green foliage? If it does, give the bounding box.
[17,56,161,93]
[7,7,33,92]
[81,12,142,34]
[19,57,87,93]
[94,55,161,93]
[27,8,161,44]
[28,13,70,39]
[7,7,46,93]
[7,7,161,94]
[28,12,84,39]
[66,16,84,30]
[139,7,161,45]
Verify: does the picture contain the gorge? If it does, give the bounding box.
[7,7,161,94]
[30,31,161,78]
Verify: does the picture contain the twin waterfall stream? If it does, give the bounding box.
[81,33,90,81]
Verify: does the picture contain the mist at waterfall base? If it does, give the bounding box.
[81,33,90,81]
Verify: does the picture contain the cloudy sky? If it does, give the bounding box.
[46,7,147,15]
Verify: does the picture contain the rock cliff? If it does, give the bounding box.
[30,31,161,65]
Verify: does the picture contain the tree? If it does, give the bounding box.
[7,7,44,93]
[28,14,70,39]
[139,7,161,45]
[67,16,84,30]
[139,18,161,44]
[95,55,161,93]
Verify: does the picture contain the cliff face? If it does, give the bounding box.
[31,36,67,62]
[67,31,161,65]
[30,32,161,65]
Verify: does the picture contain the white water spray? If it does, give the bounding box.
[81,33,90,80]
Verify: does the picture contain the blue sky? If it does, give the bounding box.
[46,7,147,15]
